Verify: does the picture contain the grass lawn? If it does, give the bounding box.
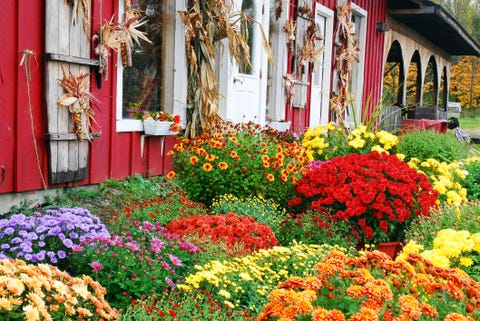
[459,117,480,131]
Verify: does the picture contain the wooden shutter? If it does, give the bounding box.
[45,0,97,184]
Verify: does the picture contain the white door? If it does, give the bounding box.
[218,0,269,124]
[309,4,334,127]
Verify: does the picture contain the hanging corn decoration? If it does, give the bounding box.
[57,67,99,141]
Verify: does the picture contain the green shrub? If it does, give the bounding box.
[395,130,468,162]
[169,122,308,207]
[458,157,480,201]
[276,210,357,249]
[405,201,480,248]
[210,194,286,235]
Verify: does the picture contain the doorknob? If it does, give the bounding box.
[233,77,243,84]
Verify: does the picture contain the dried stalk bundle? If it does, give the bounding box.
[57,67,98,141]
[93,3,151,80]
[63,0,91,37]
[179,0,271,138]
[330,0,360,124]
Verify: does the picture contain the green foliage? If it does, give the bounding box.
[276,210,357,249]
[119,289,253,320]
[111,189,209,228]
[210,194,286,235]
[459,158,480,200]
[405,201,480,248]
[395,130,468,162]
[171,122,308,207]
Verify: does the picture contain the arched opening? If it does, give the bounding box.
[383,40,404,106]
[422,56,438,107]
[406,51,421,107]
[439,66,448,110]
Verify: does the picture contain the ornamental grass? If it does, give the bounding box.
[258,249,480,321]
[0,258,117,321]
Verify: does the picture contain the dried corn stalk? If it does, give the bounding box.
[63,0,91,37]
[57,67,98,141]
[93,3,151,80]
[179,0,271,138]
[330,0,360,124]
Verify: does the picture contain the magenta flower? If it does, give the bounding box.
[91,261,103,272]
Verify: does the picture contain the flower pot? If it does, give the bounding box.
[143,120,175,136]
[376,241,402,259]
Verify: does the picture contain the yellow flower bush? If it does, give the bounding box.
[407,157,467,205]
[178,242,341,314]
[399,228,480,271]
[302,122,398,161]
[0,259,117,321]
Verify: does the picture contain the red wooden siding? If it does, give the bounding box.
[1,0,172,195]
[284,0,387,129]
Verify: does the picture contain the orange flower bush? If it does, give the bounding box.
[0,258,117,321]
[169,122,309,206]
[258,250,480,321]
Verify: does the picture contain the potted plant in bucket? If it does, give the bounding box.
[288,151,439,258]
[143,111,181,135]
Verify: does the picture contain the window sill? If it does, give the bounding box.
[116,119,144,132]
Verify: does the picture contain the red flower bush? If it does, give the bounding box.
[288,152,439,245]
[166,213,278,252]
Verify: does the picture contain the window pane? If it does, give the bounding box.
[122,1,164,119]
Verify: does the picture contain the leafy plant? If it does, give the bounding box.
[405,201,480,249]
[210,194,286,235]
[288,152,439,245]
[120,289,253,320]
[112,189,209,228]
[458,157,480,200]
[395,129,468,162]
[169,122,308,207]
[68,220,202,309]
[0,258,118,321]
[277,210,357,249]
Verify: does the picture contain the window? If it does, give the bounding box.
[116,0,185,132]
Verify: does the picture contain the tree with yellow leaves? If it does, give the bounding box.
[450,56,480,109]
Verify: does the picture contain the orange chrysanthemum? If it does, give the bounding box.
[202,163,213,172]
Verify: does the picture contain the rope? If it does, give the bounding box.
[19,49,48,190]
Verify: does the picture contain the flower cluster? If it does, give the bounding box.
[258,250,480,320]
[456,156,480,201]
[166,213,278,252]
[408,157,467,205]
[168,122,309,206]
[0,207,110,267]
[68,220,201,309]
[288,152,439,245]
[0,258,117,321]
[302,122,398,161]
[143,111,181,132]
[178,242,337,315]
[400,228,480,275]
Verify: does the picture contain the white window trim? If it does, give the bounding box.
[266,0,290,123]
[115,0,187,132]
[309,3,334,127]
[348,3,367,126]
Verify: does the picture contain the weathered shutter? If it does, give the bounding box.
[45,0,96,184]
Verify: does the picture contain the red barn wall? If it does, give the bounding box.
[285,0,387,130]
[0,0,174,196]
